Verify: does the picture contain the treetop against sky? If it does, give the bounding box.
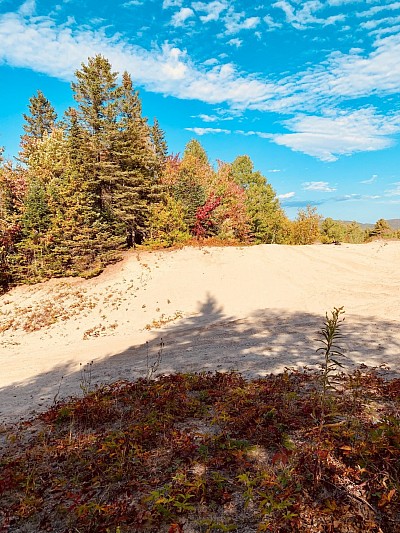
[1,0,400,222]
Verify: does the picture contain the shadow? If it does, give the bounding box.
[1,293,399,426]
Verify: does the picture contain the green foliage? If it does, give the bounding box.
[172,177,207,232]
[148,196,190,247]
[321,218,367,244]
[370,218,393,238]
[20,90,57,163]
[320,217,346,243]
[231,155,288,243]
[22,90,57,140]
[72,54,120,137]
[183,138,210,166]
[316,306,346,426]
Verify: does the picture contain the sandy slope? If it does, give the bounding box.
[1,241,400,425]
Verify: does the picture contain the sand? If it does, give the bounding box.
[1,241,399,425]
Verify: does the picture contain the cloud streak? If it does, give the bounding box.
[302,181,336,192]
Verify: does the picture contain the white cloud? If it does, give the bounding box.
[235,129,273,139]
[193,114,219,122]
[278,191,295,199]
[302,181,336,192]
[192,1,227,23]
[223,8,260,35]
[268,169,281,173]
[328,0,362,5]
[192,113,234,122]
[170,7,194,26]
[385,182,400,196]
[361,174,378,184]
[273,108,400,161]
[123,0,144,7]
[18,0,36,16]
[263,15,282,30]
[272,0,345,29]
[361,15,400,31]
[298,34,400,102]
[185,127,274,139]
[186,127,231,135]
[356,2,400,18]
[227,38,242,47]
[162,0,183,8]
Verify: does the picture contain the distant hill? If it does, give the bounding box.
[388,219,400,230]
[339,219,400,230]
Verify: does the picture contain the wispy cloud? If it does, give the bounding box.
[170,7,195,26]
[361,174,378,184]
[185,127,274,139]
[0,10,279,106]
[278,191,295,199]
[356,2,400,19]
[192,112,235,122]
[227,38,242,47]
[302,181,336,192]
[385,182,400,196]
[223,8,260,35]
[123,0,144,7]
[192,1,227,23]
[18,0,36,16]
[274,108,400,161]
[272,0,345,29]
[263,14,282,30]
[162,0,183,8]
[186,127,231,135]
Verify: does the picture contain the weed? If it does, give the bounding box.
[79,360,94,396]
[316,306,346,426]
[146,338,165,380]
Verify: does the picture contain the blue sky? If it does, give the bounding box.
[1,0,400,222]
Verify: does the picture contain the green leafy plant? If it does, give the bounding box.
[316,306,346,426]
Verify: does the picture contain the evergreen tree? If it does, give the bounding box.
[109,72,161,246]
[183,139,210,165]
[151,117,168,165]
[345,221,366,243]
[370,218,392,238]
[22,90,57,139]
[20,90,57,162]
[0,152,24,289]
[72,55,121,214]
[47,106,120,274]
[72,55,120,137]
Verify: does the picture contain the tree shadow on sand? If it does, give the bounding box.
[1,293,399,425]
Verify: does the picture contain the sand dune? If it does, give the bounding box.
[1,240,399,425]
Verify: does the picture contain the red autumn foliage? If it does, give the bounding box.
[193,194,221,238]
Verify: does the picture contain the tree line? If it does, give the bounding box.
[0,55,396,291]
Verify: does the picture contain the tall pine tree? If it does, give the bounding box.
[109,72,161,246]
[20,90,57,163]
